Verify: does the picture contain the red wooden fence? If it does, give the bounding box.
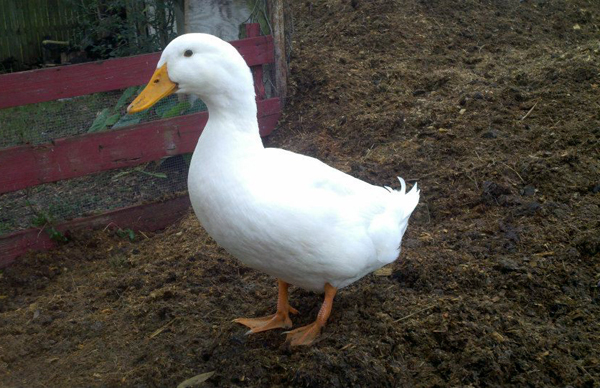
[0,24,281,267]
[0,34,273,109]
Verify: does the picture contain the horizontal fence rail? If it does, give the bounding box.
[0,196,192,268]
[0,98,280,194]
[0,35,274,108]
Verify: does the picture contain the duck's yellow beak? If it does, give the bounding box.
[127,63,178,114]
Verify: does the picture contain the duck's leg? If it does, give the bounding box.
[234,279,299,334]
[284,283,337,346]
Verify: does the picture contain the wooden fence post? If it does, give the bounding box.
[268,0,288,106]
[245,23,266,101]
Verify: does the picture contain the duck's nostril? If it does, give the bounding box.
[153,79,160,84]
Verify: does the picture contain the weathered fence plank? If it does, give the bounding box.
[0,97,281,194]
[0,35,274,108]
[0,195,192,268]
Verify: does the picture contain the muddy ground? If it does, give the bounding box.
[1,0,599,387]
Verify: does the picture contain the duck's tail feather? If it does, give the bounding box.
[369,177,420,265]
[393,177,420,221]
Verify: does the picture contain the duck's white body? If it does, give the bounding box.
[128,33,421,345]
[133,33,419,293]
[168,38,419,293]
[189,142,418,291]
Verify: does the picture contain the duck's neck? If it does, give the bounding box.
[196,90,264,157]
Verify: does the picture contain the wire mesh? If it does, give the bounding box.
[0,90,205,237]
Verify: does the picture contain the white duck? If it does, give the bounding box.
[128,33,420,346]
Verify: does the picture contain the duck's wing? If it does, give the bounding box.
[240,148,417,287]
[262,148,389,198]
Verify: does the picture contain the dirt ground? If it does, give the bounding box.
[1,0,599,386]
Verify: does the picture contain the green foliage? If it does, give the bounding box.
[47,227,69,243]
[241,0,271,37]
[88,86,144,132]
[67,0,181,59]
[90,88,208,133]
[88,108,117,132]
[109,254,130,269]
[28,202,68,243]
[116,228,136,241]
[0,222,11,236]
[115,86,138,110]
[154,97,191,118]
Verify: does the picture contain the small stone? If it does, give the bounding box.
[592,184,600,193]
[525,201,541,214]
[505,229,520,243]
[481,130,499,139]
[521,185,536,196]
[515,201,541,216]
[473,91,484,99]
[495,258,521,273]
[482,181,511,200]
[39,315,54,326]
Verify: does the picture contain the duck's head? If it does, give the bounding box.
[127,33,254,114]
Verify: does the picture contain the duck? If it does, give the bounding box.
[127,33,420,346]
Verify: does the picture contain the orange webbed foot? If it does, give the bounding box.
[284,321,323,346]
[234,309,297,334]
[233,280,298,334]
[285,282,337,347]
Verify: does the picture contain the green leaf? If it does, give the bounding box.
[105,113,120,127]
[112,115,140,129]
[31,214,48,227]
[48,227,68,243]
[112,170,134,180]
[116,228,135,241]
[112,110,148,129]
[154,98,178,117]
[88,108,110,132]
[139,170,167,179]
[115,86,138,110]
[161,101,190,119]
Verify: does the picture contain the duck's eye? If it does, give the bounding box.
[184,49,193,57]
